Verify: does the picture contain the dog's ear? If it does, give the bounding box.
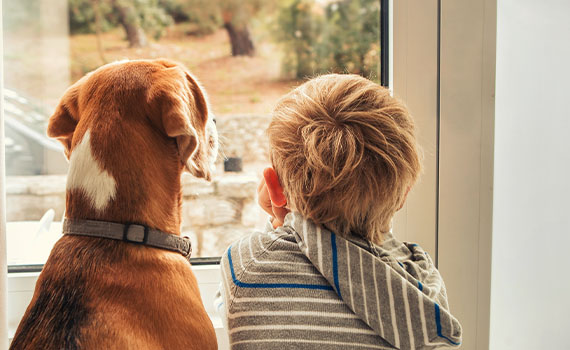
[152,65,210,178]
[47,83,81,159]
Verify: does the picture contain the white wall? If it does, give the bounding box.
[491,1,570,349]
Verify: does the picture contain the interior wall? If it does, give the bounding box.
[490,0,570,349]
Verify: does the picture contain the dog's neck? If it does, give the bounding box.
[64,130,184,235]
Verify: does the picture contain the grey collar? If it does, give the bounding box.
[63,218,192,262]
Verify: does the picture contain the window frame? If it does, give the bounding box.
[380,0,390,87]
[7,256,223,274]
[1,0,10,346]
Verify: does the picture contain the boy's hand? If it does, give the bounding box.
[257,167,289,228]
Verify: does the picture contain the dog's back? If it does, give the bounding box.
[10,59,218,350]
[12,238,215,350]
[10,240,90,350]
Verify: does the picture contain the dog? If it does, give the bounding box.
[9,59,219,350]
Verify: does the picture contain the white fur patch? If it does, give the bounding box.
[66,131,117,211]
[186,117,219,176]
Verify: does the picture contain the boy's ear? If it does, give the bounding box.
[153,66,210,179]
[47,84,81,159]
[263,167,287,207]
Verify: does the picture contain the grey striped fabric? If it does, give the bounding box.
[219,212,462,349]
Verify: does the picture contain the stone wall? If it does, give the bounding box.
[215,114,271,170]
[6,173,268,257]
[180,174,268,256]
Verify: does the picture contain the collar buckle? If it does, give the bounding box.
[122,223,149,244]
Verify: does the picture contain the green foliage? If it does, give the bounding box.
[274,0,322,79]
[69,0,116,34]
[133,0,174,40]
[67,0,267,40]
[159,0,271,36]
[157,0,221,35]
[69,0,173,39]
[160,0,266,37]
[157,0,190,23]
[275,0,380,80]
[66,0,381,79]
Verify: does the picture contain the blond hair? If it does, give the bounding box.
[268,74,421,243]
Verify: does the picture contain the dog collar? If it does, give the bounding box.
[62,218,192,262]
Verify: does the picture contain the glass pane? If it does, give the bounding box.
[3,0,383,265]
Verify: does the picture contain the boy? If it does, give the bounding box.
[218,74,462,349]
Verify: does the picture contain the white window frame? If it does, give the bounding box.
[392,1,496,349]
[1,0,11,347]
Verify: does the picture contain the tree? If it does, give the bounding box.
[169,0,267,56]
[220,0,271,56]
[69,0,115,34]
[275,0,381,80]
[69,0,172,47]
[275,0,321,78]
[322,0,380,78]
[91,0,107,63]
[222,10,254,56]
[112,0,148,47]
[159,0,218,34]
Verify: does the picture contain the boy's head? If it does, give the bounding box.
[268,74,421,242]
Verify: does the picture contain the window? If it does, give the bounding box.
[3,0,388,268]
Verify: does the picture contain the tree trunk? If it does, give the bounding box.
[91,0,107,64]
[113,0,147,48]
[223,22,255,56]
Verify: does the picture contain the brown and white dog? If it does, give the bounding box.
[10,59,218,350]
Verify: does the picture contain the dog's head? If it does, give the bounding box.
[46,59,218,226]
[47,59,218,181]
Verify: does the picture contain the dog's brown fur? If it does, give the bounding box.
[10,59,218,350]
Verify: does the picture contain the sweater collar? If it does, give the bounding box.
[281,212,462,349]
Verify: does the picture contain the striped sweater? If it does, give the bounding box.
[218,212,462,349]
